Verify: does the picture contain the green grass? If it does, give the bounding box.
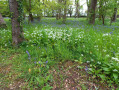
[0,17,119,89]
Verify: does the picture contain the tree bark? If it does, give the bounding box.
[52,10,55,17]
[86,0,90,20]
[63,0,67,24]
[75,0,80,18]
[28,0,33,23]
[9,0,24,46]
[58,0,61,20]
[56,0,62,20]
[56,13,59,20]
[98,0,103,20]
[0,13,7,28]
[89,0,97,24]
[102,15,105,25]
[112,8,117,22]
[68,6,72,17]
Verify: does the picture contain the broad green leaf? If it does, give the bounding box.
[99,74,105,80]
[113,73,118,80]
[103,67,110,72]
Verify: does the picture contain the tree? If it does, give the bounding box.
[62,0,71,23]
[89,0,97,24]
[112,8,117,22]
[9,0,24,46]
[68,6,73,17]
[111,0,118,22]
[97,0,119,25]
[42,0,56,17]
[23,0,34,23]
[28,0,33,23]
[75,0,80,18]
[62,0,67,23]
[57,0,62,19]
[31,0,43,21]
[86,0,91,20]
[56,0,62,20]
[98,0,105,24]
[0,0,10,17]
[0,13,7,28]
[98,0,103,20]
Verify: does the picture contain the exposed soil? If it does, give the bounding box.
[51,61,116,90]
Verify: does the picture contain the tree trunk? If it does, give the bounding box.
[86,0,90,20]
[59,9,61,19]
[52,10,55,17]
[98,0,103,20]
[112,8,117,22]
[0,13,7,28]
[28,0,33,23]
[70,13,71,17]
[9,0,24,46]
[87,5,90,20]
[58,0,61,19]
[69,6,72,17]
[75,0,80,18]
[102,15,105,25]
[56,13,59,20]
[28,13,33,23]
[56,0,61,20]
[89,0,97,24]
[63,0,67,24]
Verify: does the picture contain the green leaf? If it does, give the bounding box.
[103,67,110,72]
[42,84,53,90]
[35,77,44,86]
[99,74,105,80]
[95,69,102,74]
[45,75,50,82]
[113,73,118,80]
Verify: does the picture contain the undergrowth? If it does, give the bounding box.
[0,18,119,89]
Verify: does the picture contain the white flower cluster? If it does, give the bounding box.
[112,57,119,62]
[24,27,84,44]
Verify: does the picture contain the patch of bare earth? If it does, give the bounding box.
[51,61,115,90]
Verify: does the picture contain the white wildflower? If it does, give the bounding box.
[97,61,101,64]
[113,69,118,72]
[87,61,90,63]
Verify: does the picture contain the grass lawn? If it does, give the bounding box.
[0,17,119,89]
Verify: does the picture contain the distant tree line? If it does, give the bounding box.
[0,0,119,24]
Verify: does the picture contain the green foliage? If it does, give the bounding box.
[0,1,10,17]
[1,18,119,88]
[17,0,23,31]
[22,0,73,18]
[26,60,53,88]
[31,0,43,17]
[97,0,119,21]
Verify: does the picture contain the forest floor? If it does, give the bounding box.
[1,18,119,90]
[0,53,116,90]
